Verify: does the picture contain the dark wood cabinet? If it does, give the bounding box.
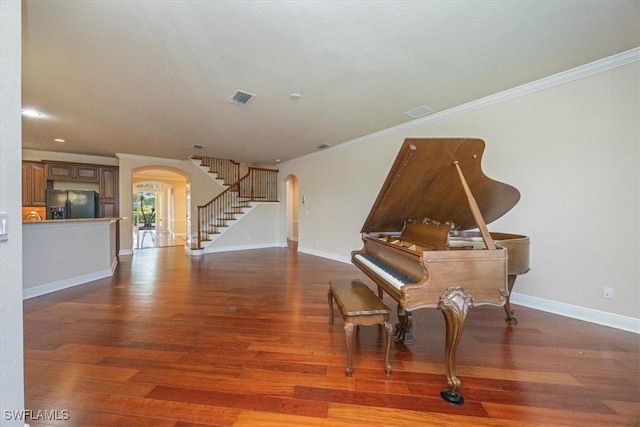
[45,162,99,182]
[45,163,72,180]
[100,200,119,218]
[22,161,47,206]
[75,165,99,182]
[99,167,118,200]
[99,166,119,218]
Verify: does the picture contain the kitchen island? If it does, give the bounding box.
[22,218,121,299]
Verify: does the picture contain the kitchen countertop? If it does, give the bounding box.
[23,217,124,225]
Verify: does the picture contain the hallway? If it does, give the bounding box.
[133,228,185,249]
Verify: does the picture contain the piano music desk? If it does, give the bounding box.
[328,279,393,377]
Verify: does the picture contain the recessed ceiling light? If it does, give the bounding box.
[54,138,65,143]
[289,93,302,100]
[21,109,44,118]
[275,159,281,162]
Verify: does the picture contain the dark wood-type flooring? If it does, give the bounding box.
[23,247,639,426]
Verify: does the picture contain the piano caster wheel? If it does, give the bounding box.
[393,324,413,344]
[393,326,404,343]
[505,316,518,324]
[394,306,414,344]
[440,389,464,405]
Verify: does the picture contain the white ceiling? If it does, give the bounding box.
[21,1,639,165]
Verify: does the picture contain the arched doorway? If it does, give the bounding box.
[285,175,299,250]
[132,167,188,249]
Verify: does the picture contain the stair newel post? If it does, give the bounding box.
[253,170,257,201]
[196,207,201,249]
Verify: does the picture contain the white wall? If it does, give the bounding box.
[22,220,115,298]
[171,182,187,237]
[204,203,280,253]
[278,53,639,329]
[0,1,25,424]
[22,148,118,166]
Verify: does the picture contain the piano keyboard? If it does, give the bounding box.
[354,253,413,290]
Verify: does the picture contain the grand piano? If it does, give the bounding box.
[351,138,530,405]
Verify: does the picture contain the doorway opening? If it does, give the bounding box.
[132,167,188,250]
[133,188,158,230]
[285,174,299,250]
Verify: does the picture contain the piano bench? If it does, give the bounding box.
[328,279,393,377]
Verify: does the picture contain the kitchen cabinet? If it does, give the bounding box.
[45,162,99,182]
[99,166,119,218]
[22,161,46,206]
[100,201,119,218]
[37,160,118,218]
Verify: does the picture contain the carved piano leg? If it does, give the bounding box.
[438,286,471,405]
[384,321,393,374]
[328,289,335,326]
[393,304,413,344]
[503,274,518,324]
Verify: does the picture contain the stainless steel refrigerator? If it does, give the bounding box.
[46,190,99,219]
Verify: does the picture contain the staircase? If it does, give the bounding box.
[191,156,279,252]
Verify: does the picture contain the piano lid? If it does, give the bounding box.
[361,138,520,233]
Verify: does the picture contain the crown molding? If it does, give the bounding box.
[115,152,183,163]
[284,47,640,165]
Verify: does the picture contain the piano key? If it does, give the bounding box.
[354,254,412,290]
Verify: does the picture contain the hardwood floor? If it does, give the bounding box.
[23,247,639,426]
[133,228,185,249]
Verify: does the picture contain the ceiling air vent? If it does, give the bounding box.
[229,90,255,105]
[403,105,435,119]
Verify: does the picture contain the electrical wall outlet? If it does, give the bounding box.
[602,287,614,299]
[0,211,8,242]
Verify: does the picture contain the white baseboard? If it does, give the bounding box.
[119,248,134,256]
[297,246,352,264]
[510,293,639,334]
[23,269,113,300]
[203,242,278,254]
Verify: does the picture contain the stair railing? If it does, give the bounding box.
[192,156,240,185]
[197,167,278,249]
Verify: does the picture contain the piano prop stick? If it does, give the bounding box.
[351,138,530,405]
[453,160,495,250]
